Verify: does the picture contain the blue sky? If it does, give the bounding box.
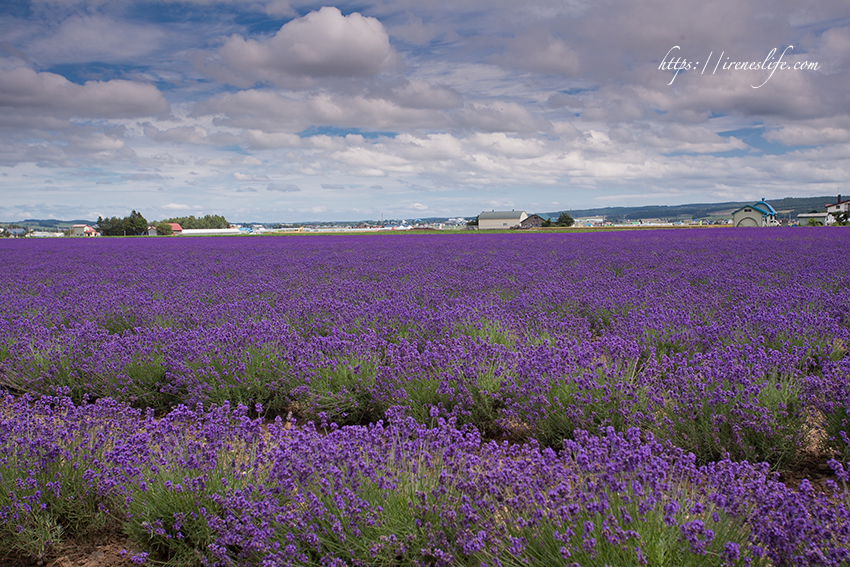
[1,0,848,222]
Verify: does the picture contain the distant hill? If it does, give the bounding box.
[0,219,97,231]
[542,196,837,222]
[22,219,97,226]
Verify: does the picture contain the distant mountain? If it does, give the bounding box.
[0,219,96,231]
[542,196,837,222]
[0,219,97,230]
[21,219,97,226]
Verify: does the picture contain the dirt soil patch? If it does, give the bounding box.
[5,533,135,567]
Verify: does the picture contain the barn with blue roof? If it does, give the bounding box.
[732,199,779,227]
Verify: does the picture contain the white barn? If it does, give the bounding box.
[478,210,528,230]
[732,199,778,227]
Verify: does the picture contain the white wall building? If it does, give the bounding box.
[826,194,850,216]
[70,224,97,236]
[478,210,528,229]
[732,199,779,227]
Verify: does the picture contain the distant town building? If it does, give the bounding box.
[826,194,850,215]
[29,231,64,238]
[180,228,241,236]
[732,199,779,227]
[797,194,850,226]
[70,224,98,236]
[478,210,528,230]
[520,214,546,229]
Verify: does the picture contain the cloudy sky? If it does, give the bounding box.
[1,0,848,222]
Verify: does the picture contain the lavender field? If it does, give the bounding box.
[2,229,850,566]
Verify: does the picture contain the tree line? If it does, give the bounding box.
[162,215,230,230]
[96,212,230,236]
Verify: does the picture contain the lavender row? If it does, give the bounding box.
[2,393,849,566]
[1,230,849,464]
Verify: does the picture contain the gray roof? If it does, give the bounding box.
[478,210,527,220]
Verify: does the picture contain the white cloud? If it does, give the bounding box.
[0,67,170,124]
[267,183,300,192]
[234,172,270,181]
[208,7,399,87]
[31,15,165,64]
[500,30,581,75]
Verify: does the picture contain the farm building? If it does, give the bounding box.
[70,224,97,237]
[827,194,850,215]
[798,194,850,226]
[180,228,241,236]
[168,223,183,235]
[732,199,779,227]
[478,210,528,230]
[520,214,546,228]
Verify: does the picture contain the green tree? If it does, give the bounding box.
[556,212,575,227]
[163,215,230,229]
[97,216,123,236]
[97,211,148,236]
[126,210,148,235]
[155,222,173,236]
[830,211,850,226]
[541,218,553,227]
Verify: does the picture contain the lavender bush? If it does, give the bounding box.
[1,394,849,566]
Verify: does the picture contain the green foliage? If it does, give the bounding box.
[556,212,575,227]
[125,473,220,567]
[822,403,850,460]
[0,430,120,562]
[500,477,760,567]
[97,210,148,236]
[660,375,807,467]
[162,214,230,229]
[541,217,553,227]
[304,358,386,426]
[534,363,654,449]
[155,222,173,236]
[831,211,850,226]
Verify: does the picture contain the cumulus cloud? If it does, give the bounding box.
[207,7,399,87]
[30,15,165,64]
[124,173,168,181]
[266,183,300,192]
[500,31,581,75]
[0,67,170,125]
[144,124,210,144]
[377,79,463,110]
[197,155,263,167]
[194,89,448,133]
[234,172,270,181]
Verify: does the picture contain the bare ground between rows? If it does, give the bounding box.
[4,531,135,567]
